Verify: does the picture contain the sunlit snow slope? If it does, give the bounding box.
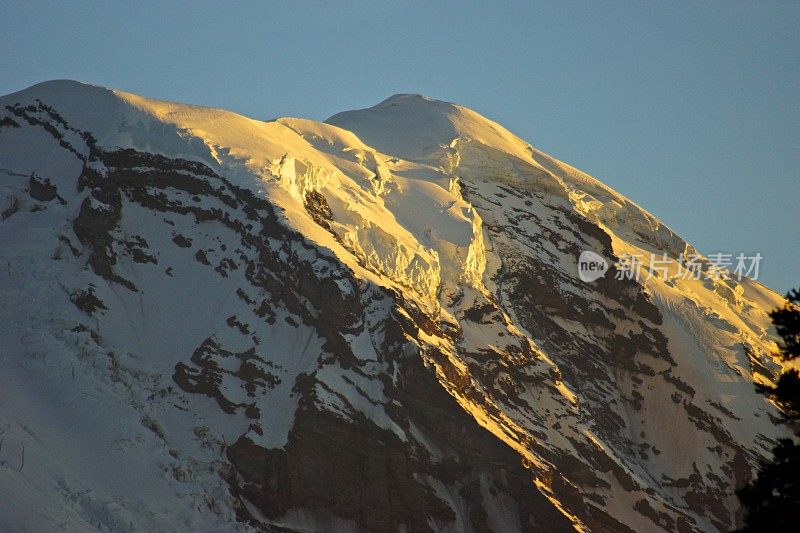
[0,81,789,532]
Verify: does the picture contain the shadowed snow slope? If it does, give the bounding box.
[0,80,789,532]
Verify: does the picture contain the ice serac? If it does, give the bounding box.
[0,81,789,532]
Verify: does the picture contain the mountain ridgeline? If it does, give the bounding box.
[0,81,789,532]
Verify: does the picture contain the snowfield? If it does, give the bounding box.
[0,80,789,532]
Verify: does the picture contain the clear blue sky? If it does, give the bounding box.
[2,1,798,292]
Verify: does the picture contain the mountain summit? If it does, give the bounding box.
[0,81,787,532]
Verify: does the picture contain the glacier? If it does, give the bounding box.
[0,80,790,532]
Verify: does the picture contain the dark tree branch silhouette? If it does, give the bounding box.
[735,288,800,531]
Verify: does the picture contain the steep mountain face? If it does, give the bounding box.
[0,81,788,532]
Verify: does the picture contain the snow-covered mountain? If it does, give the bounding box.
[0,81,788,532]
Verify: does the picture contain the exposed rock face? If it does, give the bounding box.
[226,376,574,532]
[29,173,59,202]
[0,81,790,532]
